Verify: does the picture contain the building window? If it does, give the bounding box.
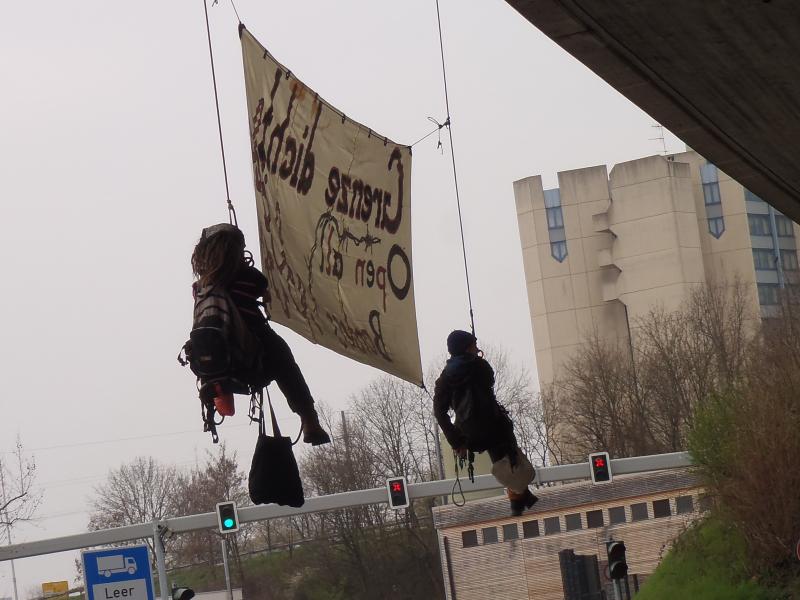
[701,163,724,238]
[565,513,582,531]
[745,189,764,204]
[758,283,780,306]
[544,188,562,209]
[776,215,795,237]
[653,499,672,518]
[699,495,714,512]
[676,496,694,515]
[503,523,519,541]
[702,181,721,205]
[708,216,725,238]
[461,530,478,548]
[546,206,564,229]
[482,527,498,544]
[609,506,627,525]
[551,240,568,262]
[586,510,604,529]
[544,516,561,535]
[700,164,721,204]
[522,520,540,538]
[781,250,799,271]
[631,503,649,521]
[749,214,772,236]
[544,188,568,262]
[753,248,777,271]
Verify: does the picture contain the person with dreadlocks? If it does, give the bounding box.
[191,223,331,446]
[433,330,538,515]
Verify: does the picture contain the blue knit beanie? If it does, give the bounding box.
[447,330,477,355]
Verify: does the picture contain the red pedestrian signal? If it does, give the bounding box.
[589,452,613,484]
[386,476,410,510]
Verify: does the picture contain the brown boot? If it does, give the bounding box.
[301,411,331,446]
[508,488,538,517]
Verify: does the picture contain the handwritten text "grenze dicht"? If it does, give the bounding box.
[251,68,411,314]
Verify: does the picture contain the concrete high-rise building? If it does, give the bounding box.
[514,149,800,392]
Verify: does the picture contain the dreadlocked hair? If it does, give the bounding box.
[191,228,245,288]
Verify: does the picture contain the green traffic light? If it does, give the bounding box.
[223,518,235,529]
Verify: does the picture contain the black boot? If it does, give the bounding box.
[509,488,538,517]
[301,411,331,446]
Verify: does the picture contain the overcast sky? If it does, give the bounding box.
[0,0,682,591]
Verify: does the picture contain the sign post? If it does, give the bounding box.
[81,544,154,600]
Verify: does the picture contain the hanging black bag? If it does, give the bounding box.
[248,390,305,508]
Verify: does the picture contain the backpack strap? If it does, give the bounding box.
[251,387,282,438]
[265,388,281,437]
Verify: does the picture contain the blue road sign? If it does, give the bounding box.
[82,544,155,600]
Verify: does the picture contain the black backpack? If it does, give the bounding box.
[451,381,513,453]
[178,283,266,441]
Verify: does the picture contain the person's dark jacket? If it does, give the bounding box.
[433,354,514,453]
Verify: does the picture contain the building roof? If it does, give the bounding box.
[433,468,700,529]
[506,1,800,223]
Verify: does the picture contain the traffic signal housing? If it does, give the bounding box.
[216,500,240,534]
[589,452,613,484]
[606,540,628,580]
[171,587,195,600]
[386,476,410,510]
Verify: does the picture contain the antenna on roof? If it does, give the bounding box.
[650,124,668,155]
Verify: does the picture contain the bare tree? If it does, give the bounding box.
[351,377,437,482]
[556,332,648,460]
[0,437,42,541]
[171,443,250,582]
[553,281,754,460]
[88,456,179,559]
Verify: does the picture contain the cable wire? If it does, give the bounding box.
[229,0,242,24]
[203,0,238,226]
[434,0,475,336]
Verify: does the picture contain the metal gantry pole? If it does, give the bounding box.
[221,538,233,600]
[153,523,169,600]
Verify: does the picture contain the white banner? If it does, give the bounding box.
[240,27,422,385]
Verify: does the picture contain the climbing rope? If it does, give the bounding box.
[434,0,476,336]
[203,0,238,226]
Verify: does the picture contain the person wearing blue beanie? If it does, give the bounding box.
[433,330,538,516]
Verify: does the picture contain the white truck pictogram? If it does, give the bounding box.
[97,555,137,577]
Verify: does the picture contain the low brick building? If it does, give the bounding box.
[433,469,705,599]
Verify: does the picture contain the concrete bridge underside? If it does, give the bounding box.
[507,0,800,222]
